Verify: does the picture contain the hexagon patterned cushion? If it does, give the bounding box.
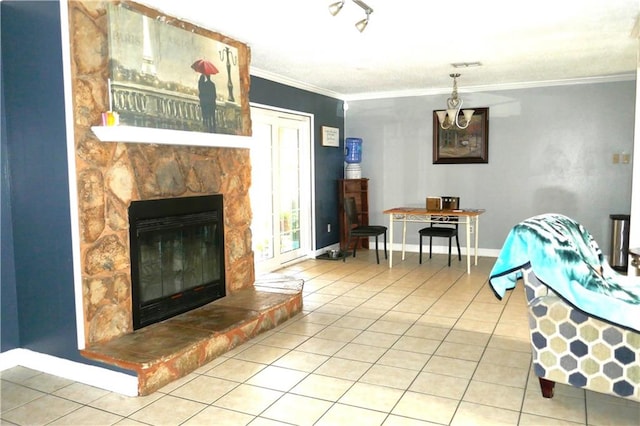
[524,267,640,401]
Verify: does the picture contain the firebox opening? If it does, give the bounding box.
[129,195,225,330]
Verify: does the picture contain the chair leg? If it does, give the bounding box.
[429,237,433,259]
[343,236,353,262]
[383,231,387,259]
[539,377,555,398]
[448,237,452,266]
[455,234,461,261]
[374,236,380,264]
[352,238,357,258]
[419,234,423,264]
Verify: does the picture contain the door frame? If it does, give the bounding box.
[249,102,316,273]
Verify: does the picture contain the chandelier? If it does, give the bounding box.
[436,73,474,130]
[328,0,374,33]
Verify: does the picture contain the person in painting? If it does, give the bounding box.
[198,74,217,133]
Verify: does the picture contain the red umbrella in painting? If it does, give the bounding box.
[191,59,219,75]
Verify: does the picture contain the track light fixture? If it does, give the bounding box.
[328,0,374,32]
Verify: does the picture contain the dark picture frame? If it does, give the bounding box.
[433,107,489,164]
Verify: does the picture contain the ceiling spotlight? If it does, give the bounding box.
[329,0,373,32]
[353,0,373,32]
[355,13,370,32]
[328,0,345,16]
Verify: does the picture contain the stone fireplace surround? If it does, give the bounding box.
[68,2,303,394]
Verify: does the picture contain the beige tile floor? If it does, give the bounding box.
[2,251,639,425]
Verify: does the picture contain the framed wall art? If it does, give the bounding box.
[433,107,489,164]
[321,126,340,147]
[106,1,251,136]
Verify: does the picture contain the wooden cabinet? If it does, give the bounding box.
[338,178,369,250]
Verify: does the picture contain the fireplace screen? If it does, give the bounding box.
[129,195,225,329]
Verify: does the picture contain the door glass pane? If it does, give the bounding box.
[250,107,310,274]
[278,127,301,254]
[250,122,274,260]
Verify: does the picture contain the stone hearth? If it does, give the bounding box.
[82,276,303,395]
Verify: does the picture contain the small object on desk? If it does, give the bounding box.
[426,197,442,210]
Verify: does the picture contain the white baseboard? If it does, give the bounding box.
[0,348,138,396]
[315,242,500,259]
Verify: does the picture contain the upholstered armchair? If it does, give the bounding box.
[522,264,640,401]
[489,213,640,402]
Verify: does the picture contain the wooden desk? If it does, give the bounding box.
[383,207,486,273]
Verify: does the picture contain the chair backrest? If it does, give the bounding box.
[432,196,460,226]
[344,197,360,228]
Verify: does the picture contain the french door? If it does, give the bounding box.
[250,106,312,274]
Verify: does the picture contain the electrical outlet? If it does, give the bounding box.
[327,224,331,233]
[469,225,474,234]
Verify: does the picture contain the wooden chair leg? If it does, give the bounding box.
[419,234,423,264]
[447,237,452,266]
[455,234,461,261]
[539,377,555,398]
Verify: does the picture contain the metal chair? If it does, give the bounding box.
[343,197,387,264]
[419,196,461,266]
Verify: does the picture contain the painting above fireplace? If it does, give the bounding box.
[128,195,226,329]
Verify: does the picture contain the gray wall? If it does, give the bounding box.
[346,81,635,255]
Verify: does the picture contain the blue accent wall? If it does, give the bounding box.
[0,1,122,370]
[250,76,345,249]
[1,18,20,351]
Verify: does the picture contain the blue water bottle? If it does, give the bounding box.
[345,138,362,163]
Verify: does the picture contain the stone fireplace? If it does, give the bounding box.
[68,2,255,347]
[66,3,305,395]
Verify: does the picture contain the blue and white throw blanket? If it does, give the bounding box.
[489,213,640,332]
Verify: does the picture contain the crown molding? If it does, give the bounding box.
[251,67,343,99]
[344,73,637,101]
[250,67,636,102]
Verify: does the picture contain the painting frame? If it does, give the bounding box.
[321,126,340,147]
[105,0,251,136]
[433,107,489,164]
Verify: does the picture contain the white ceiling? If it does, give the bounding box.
[139,0,639,100]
